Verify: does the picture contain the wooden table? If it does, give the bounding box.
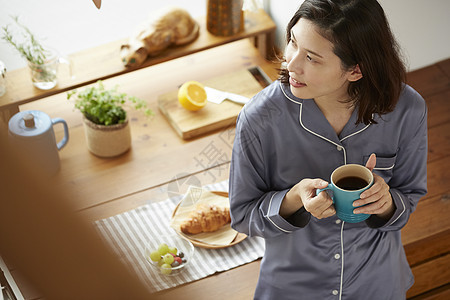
[9,39,278,300]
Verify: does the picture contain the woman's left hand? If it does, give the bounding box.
[352,154,395,219]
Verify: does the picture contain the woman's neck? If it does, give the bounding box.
[314,97,355,136]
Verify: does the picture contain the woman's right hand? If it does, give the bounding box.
[281,179,336,219]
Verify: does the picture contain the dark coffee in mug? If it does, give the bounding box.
[335,176,369,190]
[317,164,374,222]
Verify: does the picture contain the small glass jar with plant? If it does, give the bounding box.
[2,16,69,90]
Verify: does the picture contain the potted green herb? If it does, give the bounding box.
[67,81,153,157]
[2,16,62,90]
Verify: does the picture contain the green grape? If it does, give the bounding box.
[168,246,178,255]
[160,263,172,275]
[158,243,169,256]
[149,250,161,262]
[163,253,175,264]
[158,258,165,267]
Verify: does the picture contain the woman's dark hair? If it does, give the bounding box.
[280,0,406,124]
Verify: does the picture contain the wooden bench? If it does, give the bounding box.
[402,58,450,299]
[0,9,276,124]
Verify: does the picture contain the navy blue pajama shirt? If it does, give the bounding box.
[229,81,427,300]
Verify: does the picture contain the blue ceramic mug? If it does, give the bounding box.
[316,164,374,223]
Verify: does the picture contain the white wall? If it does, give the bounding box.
[267,0,450,71]
[0,0,206,71]
[266,0,303,53]
[377,0,450,70]
[1,0,449,72]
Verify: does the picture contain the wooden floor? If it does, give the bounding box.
[402,58,450,299]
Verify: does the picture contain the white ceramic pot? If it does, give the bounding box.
[83,117,131,157]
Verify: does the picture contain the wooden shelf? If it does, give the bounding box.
[0,9,275,123]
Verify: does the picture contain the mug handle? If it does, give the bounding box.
[52,118,69,150]
[316,184,334,202]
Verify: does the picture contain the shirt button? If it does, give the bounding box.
[335,219,341,224]
[332,290,339,295]
[336,145,343,151]
[334,253,341,260]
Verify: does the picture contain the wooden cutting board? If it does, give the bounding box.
[158,67,267,139]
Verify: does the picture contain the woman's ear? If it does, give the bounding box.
[348,64,363,82]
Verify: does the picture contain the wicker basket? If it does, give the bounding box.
[83,117,131,157]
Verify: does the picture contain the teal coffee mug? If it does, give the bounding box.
[316,164,374,223]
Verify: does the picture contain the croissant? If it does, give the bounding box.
[180,204,231,234]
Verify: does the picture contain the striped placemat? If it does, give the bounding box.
[95,180,265,293]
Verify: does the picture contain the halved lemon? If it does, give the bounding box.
[178,81,207,111]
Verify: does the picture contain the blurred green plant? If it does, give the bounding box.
[2,16,50,65]
[2,16,58,85]
[67,81,153,126]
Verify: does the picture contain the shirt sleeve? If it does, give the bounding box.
[229,109,310,238]
[366,89,428,230]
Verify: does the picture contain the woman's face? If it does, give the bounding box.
[285,18,358,103]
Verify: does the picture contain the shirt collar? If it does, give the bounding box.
[279,81,370,144]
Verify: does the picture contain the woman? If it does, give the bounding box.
[229,0,427,299]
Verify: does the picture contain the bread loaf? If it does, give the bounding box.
[180,204,231,234]
[120,7,199,68]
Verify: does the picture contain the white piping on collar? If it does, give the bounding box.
[280,81,371,160]
[298,100,348,165]
[280,81,302,105]
[280,82,348,164]
[340,124,371,142]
